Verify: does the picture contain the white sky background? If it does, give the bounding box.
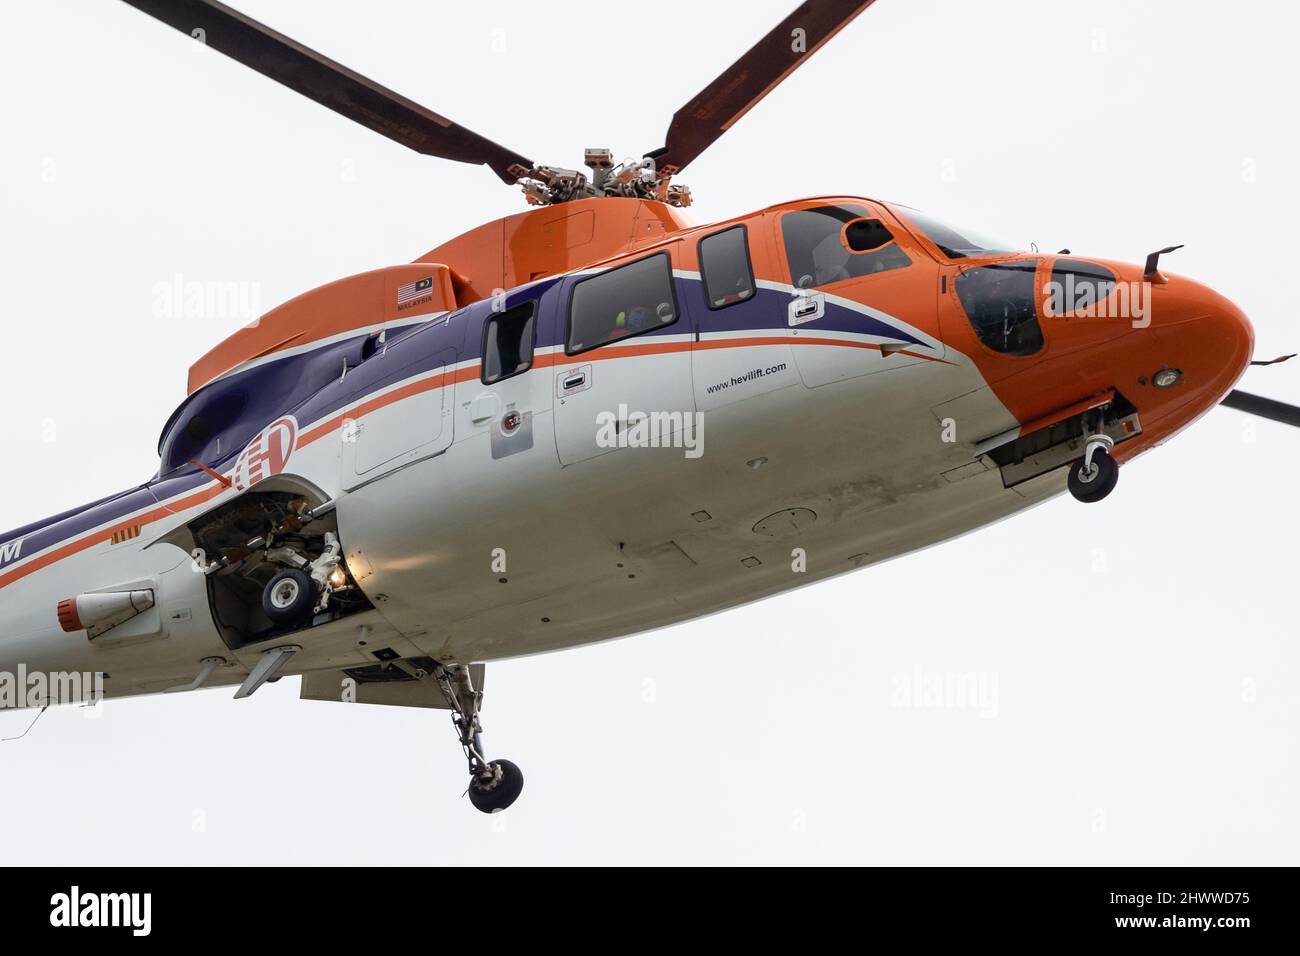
[1,0,1296,865]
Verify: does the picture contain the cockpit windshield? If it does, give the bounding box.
[894,206,1014,259]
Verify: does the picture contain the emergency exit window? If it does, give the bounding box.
[482,301,536,384]
[699,225,756,309]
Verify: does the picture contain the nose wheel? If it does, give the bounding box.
[467,758,525,813]
[433,663,524,814]
[1068,435,1119,503]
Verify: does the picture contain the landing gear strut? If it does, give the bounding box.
[1068,433,1118,503]
[433,663,524,813]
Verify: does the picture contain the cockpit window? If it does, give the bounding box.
[782,204,911,289]
[1045,258,1118,317]
[896,207,1012,259]
[954,260,1044,356]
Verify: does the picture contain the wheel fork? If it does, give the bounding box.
[433,662,494,782]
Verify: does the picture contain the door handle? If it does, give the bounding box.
[556,364,593,398]
[788,291,824,327]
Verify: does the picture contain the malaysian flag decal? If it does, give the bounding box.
[397,276,434,308]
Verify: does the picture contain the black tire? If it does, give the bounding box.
[1068,447,1119,503]
[468,759,524,813]
[262,568,316,625]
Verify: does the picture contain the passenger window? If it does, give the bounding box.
[482,302,536,384]
[699,226,756,309]
[567,253,678,355]
[954,260,1044,356]
[782,204,912,289]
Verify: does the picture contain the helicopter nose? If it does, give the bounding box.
[1135,274,1253,427]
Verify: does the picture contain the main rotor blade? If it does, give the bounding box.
[1220,390,1300,427]
[646,0,877,176]
[118,0,533,183]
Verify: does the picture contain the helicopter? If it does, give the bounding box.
[1,0,1296,813]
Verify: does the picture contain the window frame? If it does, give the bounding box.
[1045,257,1118,320]
[564,251,681,357]
[890,206,1017,263]
[952,259,1046,358]
[697,224,757,311]
[841,217,894,253]
[480,300,538,385]
[779,203,912,292]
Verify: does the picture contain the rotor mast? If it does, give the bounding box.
[512,149,692,208]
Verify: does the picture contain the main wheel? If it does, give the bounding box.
[262,568,316,625]
[468,759,524,813]
[1068,447,1119,503]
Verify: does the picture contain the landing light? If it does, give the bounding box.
[328,567,347,588]
[1153,368,1182,388]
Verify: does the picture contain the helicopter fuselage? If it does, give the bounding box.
[0,195,1252,707]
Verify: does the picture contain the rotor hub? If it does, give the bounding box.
[512,149,692,208]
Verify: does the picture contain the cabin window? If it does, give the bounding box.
[954,260,1044,356]
[567,252,678,355]
[781,204,911,289]
[482,302,536,384]
[699,225,756,309]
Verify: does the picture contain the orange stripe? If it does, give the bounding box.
[554,334,949,366]
[696,335,950,365]
[298,366,472,449]
[300,335,947,450]
[0,482,228,591]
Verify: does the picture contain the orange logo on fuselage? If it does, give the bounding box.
[230,416,297,491]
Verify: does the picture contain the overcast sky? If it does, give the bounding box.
[1,0,1296,864]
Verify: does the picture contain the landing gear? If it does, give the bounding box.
[433,663,524,813]
[1068,434,1118,503]
[262,568,315,625]
[468,758,525,813]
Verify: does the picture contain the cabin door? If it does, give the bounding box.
[552,247,696,466]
